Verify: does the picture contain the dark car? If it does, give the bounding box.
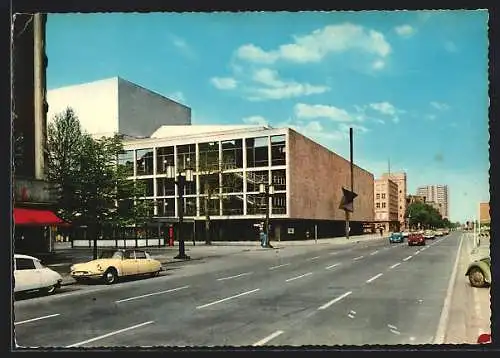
[389,232,404,243]
[408,232,425,246]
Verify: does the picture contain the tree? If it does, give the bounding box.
[406,202,448,229]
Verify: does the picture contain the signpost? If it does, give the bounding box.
[339,128,357,240]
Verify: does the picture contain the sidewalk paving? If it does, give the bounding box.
[442,232,491,344]
[52,233,388,286]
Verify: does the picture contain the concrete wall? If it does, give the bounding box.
[118,78,191,138]
[288,129,374,221]
[47,78,119,135]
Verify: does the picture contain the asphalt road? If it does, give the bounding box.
[14,232,461,348]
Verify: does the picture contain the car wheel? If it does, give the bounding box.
[43,285,57,295]
[469,267,486,287]
[103,268,118,285]
[150,271,160,278]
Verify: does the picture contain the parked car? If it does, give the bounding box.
[402,231,410,238]
[443,228,450,235]
[389,232,404,243]
[408,232,426,246]
[423,230,435,240]
[14,254,63,295]
[70,249,163,284]
[466,256,491,288]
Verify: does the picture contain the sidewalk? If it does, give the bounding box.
[51,233,387,286]
[441,232,491,344]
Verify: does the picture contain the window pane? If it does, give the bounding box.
[134,251,147,259]
[183,197,197,216]
[199,196,220,216]
[136,149,154,176]
[222,195,244,215]
[246,171,268,192]
[118,150,134,176]
[272,193,287,214]
[137,179,154,197]
[177,144,196,171]
[16,258,36,270]
[222,139,243,168]
[246,137,269,168]
[157,198,175,216]
[222,172,244,193]
[246,194,267,215]
[271,135,286,166]
[156,178,175,196]
[199,173,219,195]
[198,142,220,171]
[271,169,286,191]
[156,146,174,174]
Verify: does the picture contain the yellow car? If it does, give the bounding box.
[70,249,163,284]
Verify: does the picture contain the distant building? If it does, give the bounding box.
[373,178,399,232]
[118,125,375,242]
[381,172,407,229]
[47,77,191,138]
[406,194,426,205]
[416,184,449,219]
[480,202,490,225]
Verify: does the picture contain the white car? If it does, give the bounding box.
[14,254,63,295]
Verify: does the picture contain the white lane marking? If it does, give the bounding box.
[269,263,290,270]
[196,288,260,309]
[433,233,464,344]
[347,310,356,319]
[403,255,413,261]
[370,250,379,256]
[353,256,364,261]
[390,262,401,269]
[115,285,190,303]
[329,251,339,255]
[15,313,60,325]
[366,273,383,283]
[252,330,284,346]
[318,291,352,310]
[326,263,341,270]
[65,321,154,348]
[285,272,313,282]
[217,272,253,281]
[390,329,401,335]
[410,336,416,342]
[388,324,398,330]
[306,256,320,261]
[348,313,355,319]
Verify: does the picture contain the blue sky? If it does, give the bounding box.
[46,10,489,223]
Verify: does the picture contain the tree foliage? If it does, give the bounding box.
[406,201,452,229]
[47,107,154,230]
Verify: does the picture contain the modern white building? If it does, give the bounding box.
[416,184,449,219]
[47,77,191,138]
[120,124,375,242]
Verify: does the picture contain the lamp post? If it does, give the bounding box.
[166,160,194,260]
[259,182,275,248]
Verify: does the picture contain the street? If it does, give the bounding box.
[14,232,461,347]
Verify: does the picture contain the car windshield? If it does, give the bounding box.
[99,251,123,259]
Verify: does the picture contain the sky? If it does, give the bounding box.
[46,10,490,223]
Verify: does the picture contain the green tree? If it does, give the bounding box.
[407,202,448,229]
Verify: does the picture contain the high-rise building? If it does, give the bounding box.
[416,185,449,219]
[381,172,407,228]
[374,178,399,232]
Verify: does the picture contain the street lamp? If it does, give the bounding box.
[259,182,275,248]
[166,159,194,260]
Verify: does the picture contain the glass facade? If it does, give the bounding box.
[125,132,287,218]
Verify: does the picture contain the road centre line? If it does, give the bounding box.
[15,313,60,325]
[115,286,190,303]
[370,250,379,255]
[286,272,313,282]
[366,273,383,283]
[306,256,320,261]
[389,263,401,269]
[318,291,352,310]
[403,255,413,261]
[353,256,364,261]
[196,288,260,309]
[66,321,154,348]
[269,263,290,270]
[326,263,341,270]
[217,272,253,281]
[252,330,284,346]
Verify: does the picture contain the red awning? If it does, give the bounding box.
[14,208,69,226]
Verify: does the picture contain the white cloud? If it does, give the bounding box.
[242,115,268,126]
[168,91,186,103]
[170,34,196,58]
[394,25,416,37]
[236,23,391,65]
[210,77,238,90]
[430,101,450,111]
[369,101,403,123]
[276,118,345,143]
[294,103,354,122]
[339,123,369,134]
[372,60,385,70]
[246,68,329,101]
[425,114,437,121]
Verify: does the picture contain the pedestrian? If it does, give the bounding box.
[379,227,383,237]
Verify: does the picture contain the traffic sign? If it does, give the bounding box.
[339,187,358,212]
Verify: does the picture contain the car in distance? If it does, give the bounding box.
[70,249,163,284]
[465,256,491,288]
[389,232,404,243]
[14,254,63,295]
[402,231,410,239]
[408,232,426,246]
[423,230,435,240]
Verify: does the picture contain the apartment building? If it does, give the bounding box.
[480,202,490,225]
[406,194,426,205]
[416,185,449,219]
[381,172,407,229]
[374,178,399,232]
